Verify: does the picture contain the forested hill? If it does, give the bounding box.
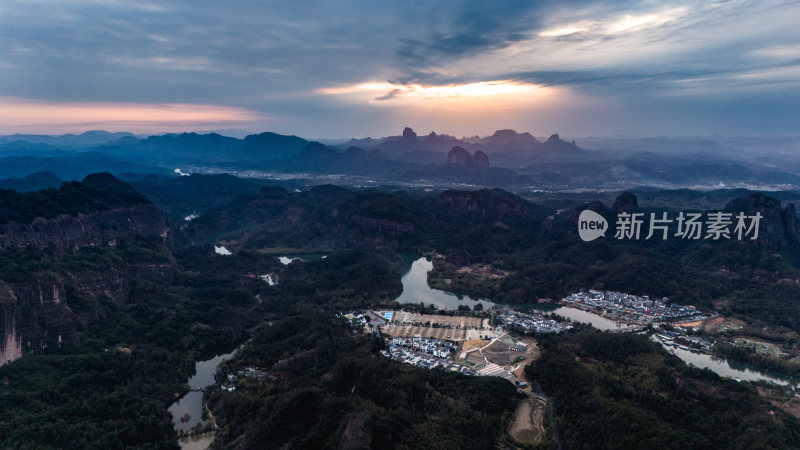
[0,172,149,225]
[529,332,800,448]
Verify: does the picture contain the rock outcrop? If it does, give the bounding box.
[724,193,799,249]
[472,150,490,168]
[402,127,417,140]
[0,283,72,365]
[0,260,176,365]
[446,146,473,166]
[612,191,640,215]
[445,146,490,168]
[0,178,174,365]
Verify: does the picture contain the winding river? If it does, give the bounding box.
[168,344,242,449]
[395,256,799,387]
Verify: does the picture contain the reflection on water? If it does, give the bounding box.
[549,306,625,331]
[394,257,496,311]
[169,391,206,432]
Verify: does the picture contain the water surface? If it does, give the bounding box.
[168,343,241,444]
[394,257,496,310]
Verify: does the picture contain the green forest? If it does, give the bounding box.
[527,332,800,449]
[3,175,800,448]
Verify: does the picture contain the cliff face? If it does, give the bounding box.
[0,204,174,365]
[0,204,168,253]
[0,283,73,365]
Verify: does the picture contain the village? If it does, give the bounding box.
[563,289,708,323]
[347,308,576,389]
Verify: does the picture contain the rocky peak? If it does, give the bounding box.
[613,192,639,214]
[472,150,489,168]
[446,146,473,166]
[541,133,580,153]
[446,146,490,168]
[485,129,539,146]
[402,127,417,140]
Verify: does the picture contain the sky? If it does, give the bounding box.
[1,0,798,138]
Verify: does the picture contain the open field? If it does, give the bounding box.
[460,339,487,352]
[381,325,472,340]
[381,312,493,341]
[757,386,800,420]
[482,341,519,366]
[509,397,547,445]
[455,264,510,280]
[483,337,538,367]
[390,311,489,329]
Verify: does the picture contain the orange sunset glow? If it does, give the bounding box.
[0,98,261,133]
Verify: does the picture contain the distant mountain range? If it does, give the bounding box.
[0,130,136,147]
[2,128,800,190]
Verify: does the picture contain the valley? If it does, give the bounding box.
[5,1,800,446]
[2,170,800,448]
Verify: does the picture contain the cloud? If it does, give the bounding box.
[0,0,798,137]
[318,80,546,103]
[0,98,263,133]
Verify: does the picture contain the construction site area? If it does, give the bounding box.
[378,311,494,341]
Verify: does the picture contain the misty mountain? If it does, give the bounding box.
[577,136,735,158]
[340,127,594,168]
[0,152,169,181]
[3,129,800,191]
[95,132,310,166]
[0,171,63,191]
[0,130,135,148]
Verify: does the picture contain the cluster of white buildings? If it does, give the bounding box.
[565,290,704,323]
[381,345,477,375]
[336,311,368,328]
[498,312,573,333]
[390,336,457,359]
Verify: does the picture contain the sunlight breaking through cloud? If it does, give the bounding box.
[318,80,548,103]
